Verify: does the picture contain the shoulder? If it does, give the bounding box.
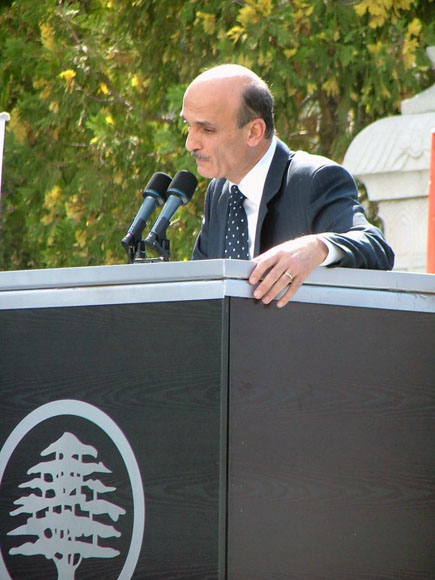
[291,150,341,173]
[273,140,346,178]
[288,150,355,188]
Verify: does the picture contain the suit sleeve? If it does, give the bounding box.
[307,163,394,270]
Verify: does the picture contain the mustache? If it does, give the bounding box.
[191,152,210,161]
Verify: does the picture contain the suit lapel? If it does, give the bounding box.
[214,179,231,258]
[254,139,292,256]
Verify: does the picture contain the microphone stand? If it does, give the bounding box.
[121,235,169,264]
[143,230,170,262]
[121,168,198,263]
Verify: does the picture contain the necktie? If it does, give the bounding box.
[224,185,250,260]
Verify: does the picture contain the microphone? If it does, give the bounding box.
[144,170,198,249]
[121,172,172,251]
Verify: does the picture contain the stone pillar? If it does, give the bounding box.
[343,48,435,272]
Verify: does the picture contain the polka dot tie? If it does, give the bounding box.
[224,185,250,260]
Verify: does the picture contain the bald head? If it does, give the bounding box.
[192,64,264,84]
[181,64,274,182]
[188,64,275,139]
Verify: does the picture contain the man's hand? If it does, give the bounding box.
[248,235,328,308]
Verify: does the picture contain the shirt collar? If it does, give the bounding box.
[230,137,277,206]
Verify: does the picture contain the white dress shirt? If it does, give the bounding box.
[230,137,343,265]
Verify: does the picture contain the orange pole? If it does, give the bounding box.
[427,130,435,273]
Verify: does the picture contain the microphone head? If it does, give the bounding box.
[167,170,198,205]
[142,172,172,205]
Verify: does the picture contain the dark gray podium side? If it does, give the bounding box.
[227,298,434,579]
[0,261,434,579]
[0,300,229,579]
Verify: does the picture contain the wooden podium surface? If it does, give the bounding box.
[0,261,434,579]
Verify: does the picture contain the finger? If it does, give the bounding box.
[252,264,289,301]
[255,268,296,304]
[249,255,277,285]
[276,278,301,308]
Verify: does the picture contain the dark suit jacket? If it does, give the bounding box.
[192,139,394,269]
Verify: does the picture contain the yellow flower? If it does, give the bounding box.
[322,77,339,97]
[44,185,62,211]
[41,214,53,226]
[105,115,115,126]
[354,0,387,28]
[369,14,386,29]
[196,11,216,35]
[355,0,416,28]
[59,69,76,82]
[40,86,51,100]
[354,1,368,17]
[238,4,259,28]
[65,195,84,222]
[99,82,110,95]
[284,48,297,59]
[408,18,422,37]
[402,36,418,69]
[289,0,314,35]
[59,69,76,92]
[368,41,383,55]
[40,22,55,51]
[227,26,245,43]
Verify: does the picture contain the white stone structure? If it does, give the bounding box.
[343,47,435,272]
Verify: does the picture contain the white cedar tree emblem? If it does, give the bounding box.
[8,431,126,579]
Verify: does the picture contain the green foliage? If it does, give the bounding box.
[0,0,433,270]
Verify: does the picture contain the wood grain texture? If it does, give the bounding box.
[228,299,435,579]
[0,300,228,579]
[2,294,434,578]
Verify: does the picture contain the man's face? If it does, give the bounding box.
[181,78,253,184]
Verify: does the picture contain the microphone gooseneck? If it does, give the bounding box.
[144,170,198,260]
[121,172,172,260]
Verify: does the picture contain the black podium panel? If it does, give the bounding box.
[227,298,435,579]
[0,300,228,579]
[1,262,434,579]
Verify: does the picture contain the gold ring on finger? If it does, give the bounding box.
[284,271,294,283]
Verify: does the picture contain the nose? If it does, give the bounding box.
[185,127,200,153]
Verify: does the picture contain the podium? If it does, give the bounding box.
[0,261,434,579]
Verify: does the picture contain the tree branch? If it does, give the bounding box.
[56,4,133,111]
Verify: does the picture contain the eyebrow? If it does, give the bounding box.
[180,113,216,129]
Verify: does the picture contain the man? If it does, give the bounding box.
[181,64,394,307]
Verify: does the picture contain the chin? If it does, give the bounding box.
[197,164,218,180]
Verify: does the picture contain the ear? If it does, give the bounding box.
[246,118,267,147]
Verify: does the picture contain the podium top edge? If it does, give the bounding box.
[0,260,250,292]
[0,260,433,295]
